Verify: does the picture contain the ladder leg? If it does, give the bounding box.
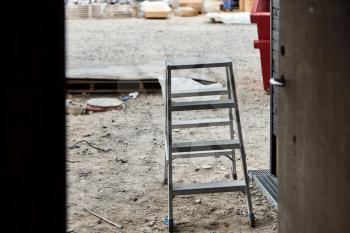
[228,64,255,227]
[166,67,174,232]
[164,68,169,185]
[226,66,237,180]
[164,154,168,185]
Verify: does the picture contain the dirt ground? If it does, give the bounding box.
[66,15,277,233]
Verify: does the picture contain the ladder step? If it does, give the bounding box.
[173,180,246,195]
[172,118,230,129]
[171,87,228,98]
[171,99,235,111]
[167,56,232,70]
[172,139,240,153]
[172,150,232,159]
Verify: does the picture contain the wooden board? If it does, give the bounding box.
[66,78,161,93]
[144,10,170,18]
[176,0,203,13]
[175,7,199,16]
[141,1,171,18]
[239,0,254,12]
[66,62,220,83]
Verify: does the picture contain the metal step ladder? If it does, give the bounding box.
[163,56,255,232]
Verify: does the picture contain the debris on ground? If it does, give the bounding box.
[162,216,169,225]
[66,99,85,116]
[120,95,132,102]
[86,98,124,112]
[207,12,251,24]
[129,92,139,99]
[115,158,128,164]
[120,91,139,102]
[195,199,202,204]
[202,165,213,170]
[69,140,110,152]
[84,208,122,229]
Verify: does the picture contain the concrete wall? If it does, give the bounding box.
[278,1,350,232]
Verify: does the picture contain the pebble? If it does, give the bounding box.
[272,223,277,230]
[149,221,155,227]
[115,158,128,164]
[195,199,201,204]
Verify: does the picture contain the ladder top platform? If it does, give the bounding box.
[166,56,232,70]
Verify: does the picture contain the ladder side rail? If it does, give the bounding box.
[166,66,174,231]
[226,65,237,180]
[164,66,169,185]
[228,64,255,225]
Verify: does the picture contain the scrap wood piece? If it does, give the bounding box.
[84,208,122,229]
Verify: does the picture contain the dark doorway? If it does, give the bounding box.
[2,1,66,233]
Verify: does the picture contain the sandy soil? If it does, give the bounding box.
[66,15,277,233]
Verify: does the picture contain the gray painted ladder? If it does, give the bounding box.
[163,56,255,232]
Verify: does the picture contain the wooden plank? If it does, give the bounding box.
[66,79,160,93]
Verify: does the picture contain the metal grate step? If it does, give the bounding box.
[171,99,235,111]
[172,139,240,153]
[173,180,246,195]
[249,170,278,208]
[172,118,230,129]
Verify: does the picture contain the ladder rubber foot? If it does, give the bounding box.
[168,219,174,232]
[248,213,256,227]
[233,174,237,180]
[163,178,168,185]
